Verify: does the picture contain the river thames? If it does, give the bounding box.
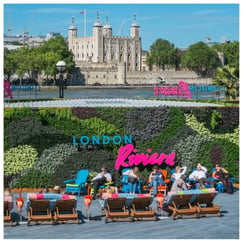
[7,85,225,101]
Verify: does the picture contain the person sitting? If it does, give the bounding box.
[53,185,61,194]
[171,166,187,180]
[91,166,112,200]
[170,175,188,192]
[148,165,165,196]
[188,163,214,189]
[212,163,233,194]
[122,166,141,194]
[4,188,13,211]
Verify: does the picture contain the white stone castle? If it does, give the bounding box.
[68,13,145,85]
[68,13,212,86]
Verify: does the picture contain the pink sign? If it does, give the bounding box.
[115,144,176,170]
[154,80,191,99]
[4,80,13,99]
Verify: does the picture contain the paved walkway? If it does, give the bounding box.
[4,190,239,239]
[4,98,222,108]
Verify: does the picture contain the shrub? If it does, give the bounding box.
[126,106,170,142]
[33,143,77,174]
[4,145,38,175]
[10,169,51,188]
[210,110,222,130]
[72,107,101,120]
[6,116,69,154]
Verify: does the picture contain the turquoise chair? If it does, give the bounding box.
[64,169,89,197]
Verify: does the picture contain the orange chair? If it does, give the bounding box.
[149,170,170,196]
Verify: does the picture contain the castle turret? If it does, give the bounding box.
[93,12,103,63]
[130,13,140,39]
[68,16,77,51]
[103,16,112,37]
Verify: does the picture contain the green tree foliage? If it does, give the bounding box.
[146,39,177,70]
[213,41,239,69]
[3,36,75,83]
[181,42,219,76]
[4,48,18,81]
[213,65,239,100]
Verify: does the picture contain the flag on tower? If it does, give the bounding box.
[80,10,85,14]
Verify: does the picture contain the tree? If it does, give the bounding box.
[213,41,239,69]
[146,39,177,70]
[3,36,75,83]
[4,48,18,81]
[212,65,239,100]
[181,42,219,77]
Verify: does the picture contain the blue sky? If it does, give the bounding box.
[3,3,239,50]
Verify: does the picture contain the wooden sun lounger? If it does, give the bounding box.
[4,201,13,226]
[105,197,131,223]
[27,199,53,226]
[168,194,198,220]
[54,199,79,224]
[130,197,156,221]
[193,193,221,217]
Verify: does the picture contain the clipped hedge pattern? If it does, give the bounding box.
[7,116,68,154]
[4,106,239,187]
[126,106,170,142]
[4,145,38,175]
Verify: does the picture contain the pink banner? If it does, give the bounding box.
[4,80,13,99]
[153,80,191,99]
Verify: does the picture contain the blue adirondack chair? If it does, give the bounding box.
[120,168,143,193]
[64,169,89,197]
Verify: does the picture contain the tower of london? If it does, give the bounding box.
[68,13,142,85]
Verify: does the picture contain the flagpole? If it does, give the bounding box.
[84,9,86,37]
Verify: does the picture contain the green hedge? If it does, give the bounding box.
[4,106,239,188]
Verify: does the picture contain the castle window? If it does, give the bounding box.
[115,75,117,79]
[103,75,106,78]
[96,75,98,78]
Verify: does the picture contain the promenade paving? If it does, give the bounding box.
[4,190,239,239]
[4,98,222,108]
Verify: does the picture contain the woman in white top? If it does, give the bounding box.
[171,166,187,180]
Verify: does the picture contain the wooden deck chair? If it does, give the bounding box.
[54,199,79,224]
[194,193,221,217]
[130,197,156,221]
[27,199,53,226]
[4,201,12,226]
[105,197,131,223]
[168,194,198,219]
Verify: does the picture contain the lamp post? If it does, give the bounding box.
[56,60,67,98]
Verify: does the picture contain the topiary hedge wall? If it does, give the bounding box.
[4,106,239,188]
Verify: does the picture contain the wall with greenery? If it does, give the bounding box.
[4,106,239,188]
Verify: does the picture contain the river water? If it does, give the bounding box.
[8,86,225,101]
